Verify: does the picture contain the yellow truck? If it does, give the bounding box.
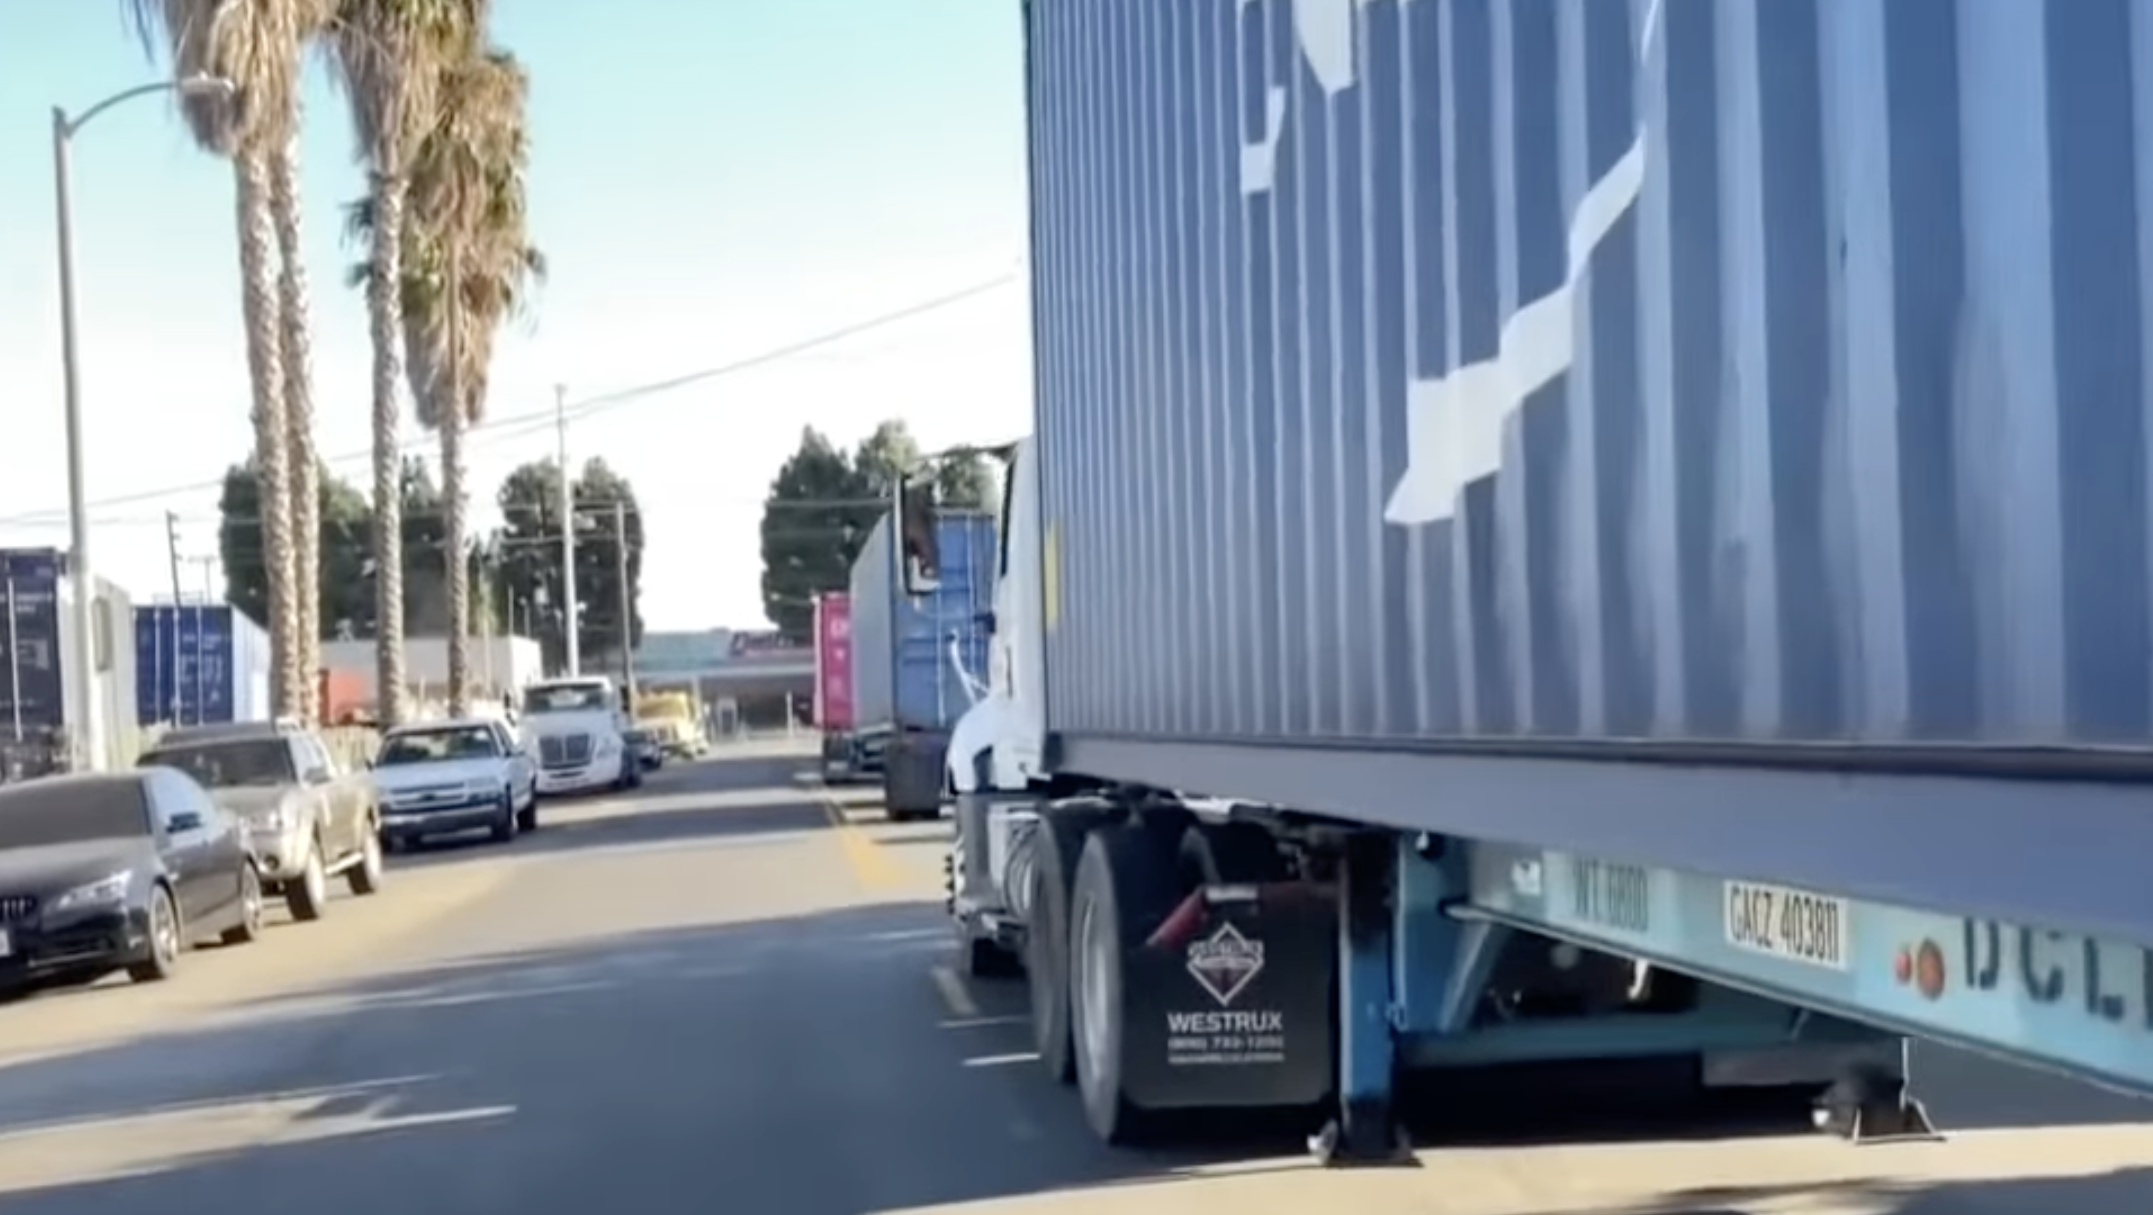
[633,690,706,759]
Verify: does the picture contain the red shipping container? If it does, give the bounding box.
[317,667,370,725]
[812,594,853,731]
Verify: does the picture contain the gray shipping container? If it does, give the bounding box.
[1027,0,2152,930]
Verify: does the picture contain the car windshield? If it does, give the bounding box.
[0,780,150,848]
[378,726,501,766]
[138,739,294,790]
[522,684,610,714]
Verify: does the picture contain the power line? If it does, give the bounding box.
[0,273,1018,528]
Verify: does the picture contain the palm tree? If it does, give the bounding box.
[273,3,333,726]
[344,37,540,714]
[124,0,312,719]
[325,0,474,726]
[274,126,323,724]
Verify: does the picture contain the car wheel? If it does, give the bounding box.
[287,843,328,922]
[221,864,264,945]
[516,797,539,834]
[490,789,517,843]
[127,885,182,983]
[347,828,384,896]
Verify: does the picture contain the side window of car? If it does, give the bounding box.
[293,735,332,782]
[491,724,516,758]
[147,770,213,835]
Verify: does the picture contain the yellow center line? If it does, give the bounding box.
[811,784,908,892]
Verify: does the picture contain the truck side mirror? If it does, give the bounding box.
[896,473,941,595]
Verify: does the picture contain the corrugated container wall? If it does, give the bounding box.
[0,550,140,766]
[133,604,272,727]
[814,593,855,731]
[0,549,65,733]
[1030,0,2153,752]
[849,513,998,732]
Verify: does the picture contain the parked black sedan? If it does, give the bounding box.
[0,769,265,992]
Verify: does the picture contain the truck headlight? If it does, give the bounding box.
[595,735,620,758]
[51,871,132,912]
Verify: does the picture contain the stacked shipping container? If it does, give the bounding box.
[0,548,139,769]
[133,603,272,727]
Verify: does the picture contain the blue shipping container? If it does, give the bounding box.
[0,549,64,733]
[1026,0,2153,935]
[850,512,996,733]
[134,604,272,727]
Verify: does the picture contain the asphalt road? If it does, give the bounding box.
[0,742,2147,1214]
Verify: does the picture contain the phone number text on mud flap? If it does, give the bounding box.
[1165,1009,1287,1066]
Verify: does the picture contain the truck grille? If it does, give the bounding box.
[539,734,593,769]
[0,895,36,922]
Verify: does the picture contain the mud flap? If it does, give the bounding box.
[884,732,949,817]
[1116,885,1337,1111]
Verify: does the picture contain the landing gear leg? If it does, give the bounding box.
[1814,1058,1941,1145]
[1311,831,1415,1168]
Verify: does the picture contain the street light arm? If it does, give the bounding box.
[58,75,233,139]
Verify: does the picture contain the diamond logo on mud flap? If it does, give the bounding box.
[1185,922,1265,1008]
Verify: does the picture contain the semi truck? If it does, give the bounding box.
[848,510,995,822]
[937,0,2153,1165]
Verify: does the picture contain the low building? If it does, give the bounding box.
[319,634,546,715]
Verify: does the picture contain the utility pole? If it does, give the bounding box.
[163,511,184,606]
[613,500,635,705]
[556,384,581,677]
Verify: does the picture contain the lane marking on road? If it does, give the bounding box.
[962,1051,1040,1069]
[813,787,907,891]
[940,1014,1027,1030]
[931,964,983,1019]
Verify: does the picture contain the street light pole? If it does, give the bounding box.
[51,75,231,772]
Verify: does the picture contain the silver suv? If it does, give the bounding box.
[138,721,383,921]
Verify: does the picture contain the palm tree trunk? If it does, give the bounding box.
[271,132,321,725]
[366,167,410,727]
[443,245,470,716]
[234,147,297,720]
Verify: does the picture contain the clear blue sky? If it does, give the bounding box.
[0,0,1032,630]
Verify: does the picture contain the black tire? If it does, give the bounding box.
[1068,824,1186,1145]
[490,791,517,843]
[516,799,539,833]
[221,864,265,945]
[347,829,384,896]
[887,805,938,824]
[964,936,1022,980]
[1026,800,1120,1084]
[127,885,182,983]
[286,843,328,922]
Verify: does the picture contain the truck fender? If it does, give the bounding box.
[946,695,1007,794]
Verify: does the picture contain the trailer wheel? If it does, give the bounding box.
[1026,800,1118,1084]
[1068,823,1184,1145]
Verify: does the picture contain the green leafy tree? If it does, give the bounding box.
[492,458,645,673]
[220,461,371,638]
[935,451,996,509]
[220,456,474,644]
[759,428,880,642]
[851,420,922,499]
[398,459,452,635]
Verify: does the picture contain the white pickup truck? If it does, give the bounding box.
[517,676,640,797]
